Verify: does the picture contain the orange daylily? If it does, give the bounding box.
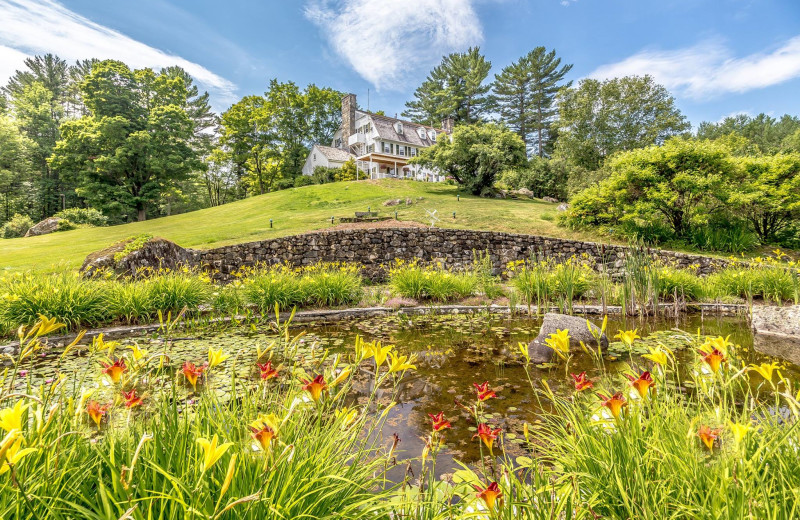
[249,414,279,452]
[302,375,328,402]
[473,381,497,402]
[428,412,451,432]
[257,361,279,380]
[626,371,655,398]
[86,401,109,427]
[475,481,503,512]
[571,372,594,392]
[101,358,127,383]
[122,389,142,408]
[597,392,627,419]
[700,348,726,373]
[698,425,721,452]
[473,423,502,451]
[182,362,206,389]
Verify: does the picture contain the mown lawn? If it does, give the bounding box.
[1,179,602,273]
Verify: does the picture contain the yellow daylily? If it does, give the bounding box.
[702,335,733,356]
[0,400,30,432]
[370,343,394,367]
[749,362,780,384]
[0,433,36,476]
[196,435,233,472]
[35,315,65,336]
[387,353,417,373]
[544,329,570,360]
[643,346,669,366]
[729,421,750,444]
[129,345,149,362]
[517,342,530,363]
[219,453,237,501]
[329,367,352,387]
[335,407,359,429]
[207,347,231,369]
[615,329,640,348]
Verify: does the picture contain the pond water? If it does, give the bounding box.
[13,310,798,481]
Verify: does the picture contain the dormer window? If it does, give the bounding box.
[428,130,437,141]
[417,127,427,139]
[394,122,404,134]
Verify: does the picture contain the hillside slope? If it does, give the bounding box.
[1,179,592,272]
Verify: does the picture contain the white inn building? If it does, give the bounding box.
[302,93,453,182]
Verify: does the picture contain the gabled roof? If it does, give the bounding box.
[369,114,446,147]
[314,144,355,162]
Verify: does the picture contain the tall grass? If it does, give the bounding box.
[706,261,800,303]
[242,263,362,312]
[388,260,480,302]
[508,255,596,313]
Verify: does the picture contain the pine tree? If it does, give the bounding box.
[493,47,572,156]
[403,47,492,125]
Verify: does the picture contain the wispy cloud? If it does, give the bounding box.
[588,36,800,99]
[0,0,238,109]
[305,0,484,90]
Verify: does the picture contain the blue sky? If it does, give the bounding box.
[1,0,799,127]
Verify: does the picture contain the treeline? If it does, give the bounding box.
[0,54,342,234]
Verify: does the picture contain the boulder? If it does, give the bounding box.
[542,196,559,203]
[751,305,800,339]
[528,313,608,363]
[556,203,570,212]
[383,199,401,207]
[81,237,194,279]
[24,217,62,237]
[515,188,534,198]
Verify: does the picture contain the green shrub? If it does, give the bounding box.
[388,261,479,302]
[508,257,596,311]
[210,283,246,315]
[54,207,108,227]
[302,264,362,307]
[688,220,758,253]
[656,265,705,301]
[145,271,210,313]
[705,263,799,303]
[1,213,34,238]
[0,271,106,328]
[243,267,306,312]
[104,281,156,323]
[293,175,315,188]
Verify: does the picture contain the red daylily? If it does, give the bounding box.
[473,381,497,402]
[473,423,502,451]
[181,361,206,389]
[626,371,655,398]
[475,481,503,512]
[428,412,452,432]
[302,374,328,402]
[86,400,109,427]
[250,422,277,451]
[101,358,127,383]
[700,348,726,373]
[257,361,279,380]
[597,392,627,419]
[698,425,721,452]
[571,372,594,392]
[121,389,142,408]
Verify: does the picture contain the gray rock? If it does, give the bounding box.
[24,217,62,237]
[528,313,608,363]
[81,237,193,279]
[383,199,401,206]
[752,305,800,339]
[542,196,559,203]
[753,333,800,366]
[515,188,534,198]
[556,203,570,212]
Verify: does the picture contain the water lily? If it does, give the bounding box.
[0,432,36,477]
[249,414,279,452]
[196,435,233,472]
[257,361,279,380]
[207,347,230,369]
[473,423,502,452]
[626,371,655,398]
[86,401,109,427]
[597,392,627,419]
[101,358,127,384]
[473,381,497,402]
[615,329,640,348]
[474,481,503,512]
[544,329,570,360]
[700,348,726,374]
[182,361,206,390]
[729,421,750,445]
[428,412,451,432]
[302,374,328,402]
[571,372,594,392]
[387,353,417,373]
[122,389,143,408]
[698,425,721,452]
[0,400,30,432]
[749,362,780,384]
[643,346,669,366]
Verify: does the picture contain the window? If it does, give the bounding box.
[428,130,437,141]
[410,148,417,157]
[382,142,392,154]
[394,122,404,134]
[417,127,427,139]
[313,153,316,161]
[398,146,406,156]
[367,144,374,153]
[335,138,342,148]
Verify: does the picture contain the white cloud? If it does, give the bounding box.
[305,0,484,90]
[587,36,800,99]
[0,0,238,108]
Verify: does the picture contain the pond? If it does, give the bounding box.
[12,310,797,481]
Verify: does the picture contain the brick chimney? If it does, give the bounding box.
[441,117,454,134]
[341,93,357,150]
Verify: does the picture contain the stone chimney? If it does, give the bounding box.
[341,93,357,150]
[441,117,454,134]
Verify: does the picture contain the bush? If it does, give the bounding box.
[388,261,479,302]
[706,263,799,303]
[688,219,759,253]
[655,265,705,301]
[243,263,363,312]
[105,270,211,323]
[1,213,34,238]
[293,175,315,188]
[498,157,571,201]
[301,264,363,307]
[54,207,108,227]
[272,178,296,191]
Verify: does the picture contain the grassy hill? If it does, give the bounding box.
[0,179,600,273]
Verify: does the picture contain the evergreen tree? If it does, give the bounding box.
[493,47,572,156]
[403,47,492,125]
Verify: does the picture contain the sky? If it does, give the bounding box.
[1,0,800,127]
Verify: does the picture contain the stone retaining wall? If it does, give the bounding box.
[192,228,728,282]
